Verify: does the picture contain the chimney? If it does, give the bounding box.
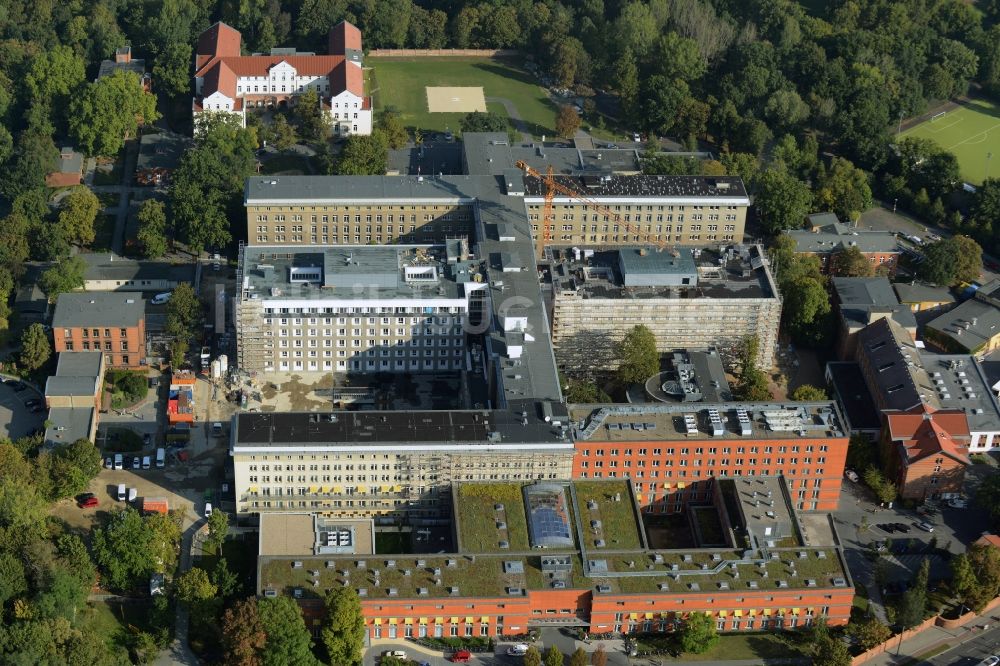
[115,46,132,64]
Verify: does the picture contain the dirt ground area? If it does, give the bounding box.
[425,86,486,113]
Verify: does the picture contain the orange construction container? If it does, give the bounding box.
[142,497,169,515]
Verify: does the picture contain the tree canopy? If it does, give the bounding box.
[678,611,718,654]
[69,71,158,157]
[616,324,659,385]
[321,587,366,666]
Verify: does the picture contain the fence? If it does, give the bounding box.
[366,48,518,57]
[850,594,1000,665]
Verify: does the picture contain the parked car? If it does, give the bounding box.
[382,650,407,660]
[78,496,99,508]
[844,469,859,482]
[151,292,171,305]
[632,132,642,142]
[892,523,911,533]
[211,422,224,437]
[24,398,41,407]
[116,484,127,501]
[143,433,151,445]
[105,457,113,469]
[507,644,529,656]
[451,649,472,663]
[113,453,123,470]
[132,456,141,470]
[204,502,213,518]
[977,656,1000,666]
[948,498,968,508]
[128,487,137,502]
[915,521,935,532]
[29,404,44,413]
[877,523,896,533]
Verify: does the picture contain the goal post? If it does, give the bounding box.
[930,111,947,122]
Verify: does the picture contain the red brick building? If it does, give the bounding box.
[51,293,146,369]
[570,403,849,513]
[882,404,970,500]
[785,213,900,276]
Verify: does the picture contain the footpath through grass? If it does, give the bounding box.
[900,97,1000,184]
[366,57,557,137]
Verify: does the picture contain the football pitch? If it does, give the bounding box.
[899,98,1000,184]
[365,57,557,138]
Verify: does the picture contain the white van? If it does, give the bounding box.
[151,292,171,305]
[113,453,123,470]
[155,447,165,468]
[116,484,126,501]
[142,456,151,470]
[128,487,137,502]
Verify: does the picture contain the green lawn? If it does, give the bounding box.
[375,531,412,554]
[636,631,810,662]
[574,480,643,550]
[899,97,1000,184]
[456,483,531,552]
[366,57,557,138]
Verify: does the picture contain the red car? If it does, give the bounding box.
[78,497,99,508]
[451,650,472,663]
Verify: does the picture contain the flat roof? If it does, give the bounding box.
[240,245,472,302]
[552,246,778,301]
[461,133,644,176]
[926,298,1000,352]
[44,376,99,397]
[569,402,845,442]
[259,478,847,600]
[80,253,195,285]
[833,277,916,331]
[259,514,374,557]
[44,407,94,448]
[52,292,145,328]
[893,282,956,305]
[786,228,899,254]
[233,409,572,451]
[618,247,697,277]
[524,174,749,202]
[919,354,1000,433]
[245,174,493,204]
[54,350,103,378]
[826,362,882,432]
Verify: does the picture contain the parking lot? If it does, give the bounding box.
[0,377,47,440]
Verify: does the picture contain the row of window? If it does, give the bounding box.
[65,328,130,338]
[580,444,831,455]
[529,204,741,212]
[267,359,464,371]
[255,210,469,223]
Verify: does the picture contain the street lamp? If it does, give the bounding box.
[987,152,993,181]
[893,198,898,214]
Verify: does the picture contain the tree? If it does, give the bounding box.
[847,433,877,473]
[460,111,507,133]
[257,596,319,666]
[294,88,330,143]
[863,467,898,505]
[950,552,978,609]
[755,169,813,235]
[170,338,189,369]
[152,42,193,100]
[569,648,588,666]
[170,112,257,253]
[69,70,159,156]
[590,644,607,666]
[616,325,659,385]
[814,157,873,224]
[39,255,86,300]
[678,611,718,654]
[524,646,543,666]
[897,558,930,628]
[379,111,408,149]
[920,238,960,286]
[0,125,59,200]
[951,235,983,284]
[734,335,771,400]
[212,557,241,599]
[174,567,217,605]
[136,200,169,258]
[976,473,1000,530]
[790,384,827,401]
[267,114,298,151]
[222,597,267,666]
[654,33,707,83]
[166,283,202,343]
[91,507,181,591]
[58,186,100,246]
[562,376,611,403]
[19,323,51,372]
[831,246,875,277]
[545,645,565,666]
[963,543,1000,610]
[556,106,581,139]
[813,635,851,666]
[337,132,389,175]
[322,587,366,666]
[847,617,892,650]
[206,508,229,553]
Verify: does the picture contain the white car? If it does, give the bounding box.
[506,644,529,656]
[948,498,968,508]
[382,650,407,660]
[844,469,859,482]
[204,502,213,518]
[915,521,935,532]
[151,292,171,305]
[977,656,999,666]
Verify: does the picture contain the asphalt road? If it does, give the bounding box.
[917,623,1000,666]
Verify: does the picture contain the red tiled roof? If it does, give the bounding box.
[197,22,242,58]
[976,534,1000,549]
[885,403,970,465]
[329,20,362,55]
[330,60,364,97]
[196,55,346,79]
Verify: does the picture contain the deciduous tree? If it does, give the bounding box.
[58,187,100,246]
[206,509,229,553]
[556,106,581,139]
[19,323,51,371]
[337,131,389,175]
[831,245,875,277]
[754,168,812,235]
[137,199,169,258]
[616,324,659,385]
[165,283,203,342]
[460,111,507,133]
[379,110,408,149]
[258,596,319,666]
[790,384,827,401]
[222,597,267,666]
[847,617,891,651]
[678,611,718,654]
[39,255,86,300]
[69,71,159,157]
[321,587,366,666]
[545,646,565,666]
[174,567,217,605]
[524,645,542,666]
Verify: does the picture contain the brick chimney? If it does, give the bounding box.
[115,46,131,64]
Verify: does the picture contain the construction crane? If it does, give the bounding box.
[514,160,671,258]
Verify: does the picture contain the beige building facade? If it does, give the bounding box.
[231,411,574,520]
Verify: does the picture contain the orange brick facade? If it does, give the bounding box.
[53,322,146,369]
[571,436,849,513]
[340,586,853,639]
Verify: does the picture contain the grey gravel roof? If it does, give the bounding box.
[52,292,145,328]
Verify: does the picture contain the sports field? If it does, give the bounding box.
[365,57,557,137]
[899,98,1000,184]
